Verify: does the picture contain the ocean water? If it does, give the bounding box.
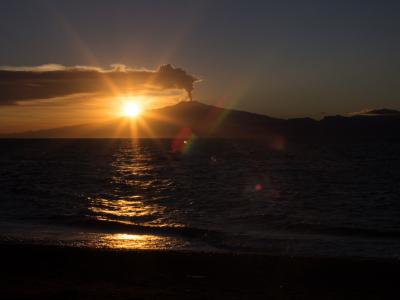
[1,139,400,258]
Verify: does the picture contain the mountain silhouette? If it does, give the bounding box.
[2,101,400,143]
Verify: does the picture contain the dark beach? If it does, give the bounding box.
[1,244,399,300]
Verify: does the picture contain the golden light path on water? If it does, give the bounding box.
[85,140,186,250]
[93,234,183,250]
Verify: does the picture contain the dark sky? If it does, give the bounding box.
[1,0,399,118]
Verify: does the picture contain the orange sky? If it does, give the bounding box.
[0,91,188,133]
[0,64,193,133]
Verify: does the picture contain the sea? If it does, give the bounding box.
[1,138,400,258]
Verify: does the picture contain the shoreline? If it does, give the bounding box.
[1,244,399,299]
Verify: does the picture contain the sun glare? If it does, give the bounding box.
[122,102,142,118]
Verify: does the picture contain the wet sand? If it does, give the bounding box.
[0,244,399,299]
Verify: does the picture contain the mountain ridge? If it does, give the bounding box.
[1,101,399,142]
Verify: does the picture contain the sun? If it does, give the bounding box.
[122,102,142,118]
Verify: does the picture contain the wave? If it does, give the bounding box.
[284,223,400,239]
[48,216,222,240]
[37,214,400,241]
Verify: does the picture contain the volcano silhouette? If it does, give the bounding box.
[2,101,400,142]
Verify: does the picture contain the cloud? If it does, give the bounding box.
[0,64,200,105]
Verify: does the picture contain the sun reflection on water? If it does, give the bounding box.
[86,141,183,249]
[88,197,165,219]
[95,233,180,249]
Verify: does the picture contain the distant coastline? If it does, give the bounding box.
[1,101,400,141]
